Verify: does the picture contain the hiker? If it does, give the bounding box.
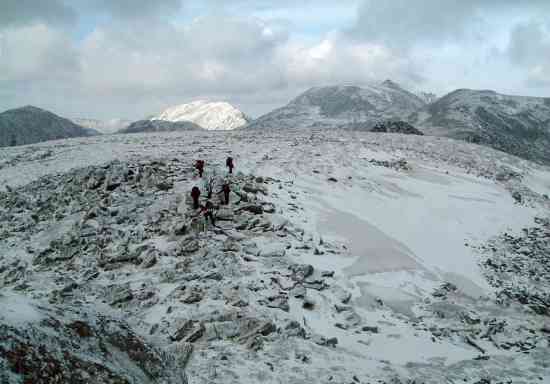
[221,182,230,205]
[195,160,205,177]
[226,157,234,174]
[202,200,215,228]
[191,186,201,209]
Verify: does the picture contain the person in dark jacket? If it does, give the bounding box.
[222,183,230,205]
[191,186,201,209]
[202,200,215,227]
[226,157,234,174]
[195,160,205,177]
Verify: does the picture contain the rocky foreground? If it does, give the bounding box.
[0,130,549,383]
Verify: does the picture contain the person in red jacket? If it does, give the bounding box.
[226,157,234,174]
[191,186,201,209]
[195,160,205,177]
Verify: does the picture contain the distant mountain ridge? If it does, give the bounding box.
[245,81,550,165]
[411,89,550,164]
[152,100,250,130]
[246,80,426,130]
[0,106,95,148]
[72,118,131,135]
[119,119,203,134]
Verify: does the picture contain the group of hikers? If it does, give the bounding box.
[189,156,235,231]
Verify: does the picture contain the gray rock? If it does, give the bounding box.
[202,271,223,281]
[290,264,314,281]
[156,180,173,191]
[262,203,276,214]
[291,284,307,299]
[216,207,234,221]
[223,239,241,252]
[109,283,133,305]
[168,341,194,369]
[171,320,205,343]
[334,304,352,313]
[332,286,352,304]
[239,204,264,215]
[239,321,276,341]
[284,320,307,339]
[264,294,290,312]
[181,287,203,304]
[140,250,158,269]
[178,238,200,255]
[312,335,338,348]
[243,183,268,195]
[270,215,289,231]
[259,244,286,258]
[172,221,188,236]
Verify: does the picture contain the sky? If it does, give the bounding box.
[0,0,549,120]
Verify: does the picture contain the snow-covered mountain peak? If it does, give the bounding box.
[380,79,405,91]
[152,100,250,130]
[247,82,426,130]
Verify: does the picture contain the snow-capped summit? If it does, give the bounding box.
[152,100,250,130]
[246,81,426,130]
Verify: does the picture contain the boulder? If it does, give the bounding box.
[140,249,158,269]
[178,238,200,255]
[171,320,205,343]
[223,239,241,252]
[181,287,204,304]
[238,204,264,215]
[109,283,133,306]
[259,244,286,258]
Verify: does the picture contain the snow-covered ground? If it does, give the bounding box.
[1,129,549,383]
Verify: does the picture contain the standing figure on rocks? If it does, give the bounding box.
[226,157,234,174]
[221,182,231,205]
[191,186,201,209]
[202,200,216,229]
[195,160,205,177]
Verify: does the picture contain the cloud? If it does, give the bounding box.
[78,16,288,95]
[93,0,182,20]
[349,0,483,50]
[1,1,550,119]
[0,0,76,28]
[348,1,550,49]
[0,24,79,82]
[507,21,550,87]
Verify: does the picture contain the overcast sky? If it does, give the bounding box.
[1,0,549,119]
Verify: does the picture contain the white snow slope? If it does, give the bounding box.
[72,118,132,134]
[1,129,550,383]
[152,100,250,130]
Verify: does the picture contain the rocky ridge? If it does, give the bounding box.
[1,130,550,383]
